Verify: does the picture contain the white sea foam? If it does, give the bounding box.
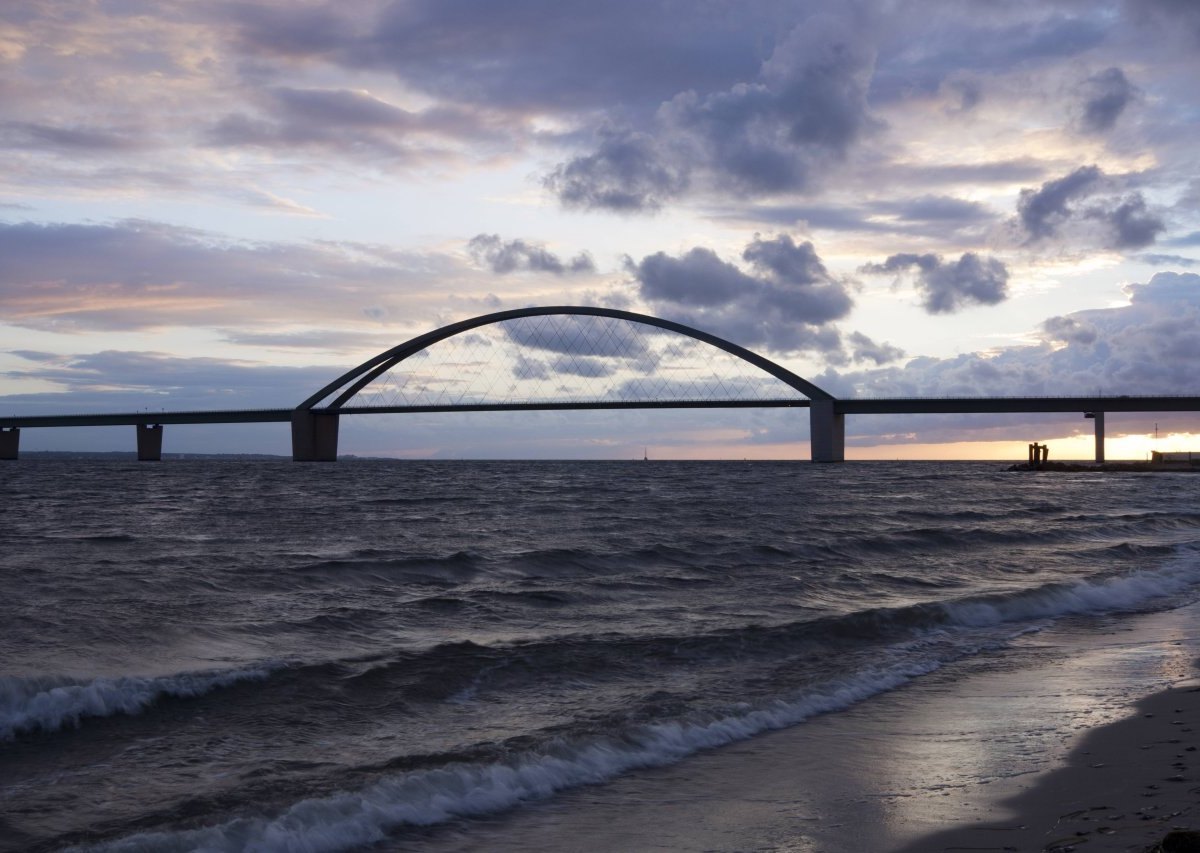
[0,663,283,740]
[73,656,945,853]
[944,547,1200,628]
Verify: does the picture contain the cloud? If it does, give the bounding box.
[1104,194,1166,249]
[467,235,594,275]
[0,219,461,332]
[544,129,690,212]
[861,252,1009,314]
[847,331,905,365]
[870,11,1109,103]
[546,12,877,210]
[1076,67,1136,134]
[503,314,652,359]
[206,87,507,163]
[232,0,774,114]
[629,234,853,353]
[2,349,339,407]
[833,271,1200,404]
[1016,165,1103,240]
[1041,315,1098,346]
[1015,166,1165,250]
[1140,253,1199,268]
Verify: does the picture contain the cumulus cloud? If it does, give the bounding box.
[1015,166,1164,250]
[1041,315,1098,346]
[861,252,1009,314]
[833,271,1200,403]
[546,13,877,210]
[847,331,905,365]
[544,129,690,213]
[467,235,594,275]
[1076,67,1136,134]
[1017,165,1103,240]
[629,234,853,354]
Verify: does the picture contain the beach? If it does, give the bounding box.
[399,599,1200,853]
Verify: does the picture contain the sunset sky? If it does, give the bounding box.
[2,0,1199,459]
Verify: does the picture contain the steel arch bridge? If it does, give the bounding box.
[290,306,838,460]
[6,305,1197,462]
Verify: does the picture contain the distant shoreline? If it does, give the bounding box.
[1009,460,1200,472]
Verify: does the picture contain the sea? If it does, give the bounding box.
[3,458,1200,852]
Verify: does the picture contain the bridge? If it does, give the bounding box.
[2,306,1199,462]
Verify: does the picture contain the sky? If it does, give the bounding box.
[2,0,1200,459]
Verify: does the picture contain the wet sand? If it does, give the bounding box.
[898,683,1200,852]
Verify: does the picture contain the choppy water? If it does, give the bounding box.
[2,459,1199,852]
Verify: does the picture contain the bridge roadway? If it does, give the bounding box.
[3,394,1200,461]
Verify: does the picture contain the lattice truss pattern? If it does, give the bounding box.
[350,315,806,408]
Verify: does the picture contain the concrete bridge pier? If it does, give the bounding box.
[0,427,18,460]
[1085,411,1105,462]
[810,400,845,463]
[137,424,163,461]
[292,410,339,461]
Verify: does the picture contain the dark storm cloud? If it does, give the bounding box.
[630,235,853,354]
[1124,0,1200,45]
[1077,67,1136,134]
[861,252,1009,314]
[1017,165,1103,240]
[1102,194,1166,249]
[544,129,690,212]
[0,219,451,331]
[227,0,774,114]
[546,13,876,210]
[1015,166,1165,250]
[869,12,1108,103]
[467,235,594,275]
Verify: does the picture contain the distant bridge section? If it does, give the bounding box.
[3,306,1200,462]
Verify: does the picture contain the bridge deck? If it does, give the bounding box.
[4,396,1200,429]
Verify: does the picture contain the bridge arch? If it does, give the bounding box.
[298,306,833,412]
[290,306,840,461]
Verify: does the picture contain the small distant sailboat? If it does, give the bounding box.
[643,446,649,461]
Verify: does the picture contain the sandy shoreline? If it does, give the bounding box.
[897,681,1200,852]
[397,602,1200,853]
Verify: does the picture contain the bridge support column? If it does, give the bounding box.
[0,427,18,460]
[809,400,845,463]
[292,410,339,461]
[136,424,163,461]
[1085,412,1105,463]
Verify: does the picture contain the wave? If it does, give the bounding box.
[70,656,948,853]
[942,547,1200,627]
[0,663,283,740]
